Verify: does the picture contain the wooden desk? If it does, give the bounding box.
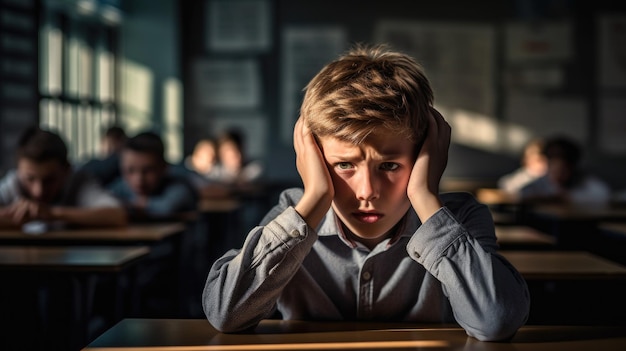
[0,246,150,351]
[84,319,626,350]
[0,223,192,318]
[523,204,626,251]
[0,245,149,272]
[499,250,626,280]
[500,250,626,325]
[0,222,186,245]
[530,204,626,222]
[598,222,626,238]
[495,225,556,249]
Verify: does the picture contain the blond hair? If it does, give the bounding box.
[301,43,433,146]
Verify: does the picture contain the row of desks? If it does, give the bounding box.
[0,222,191,351]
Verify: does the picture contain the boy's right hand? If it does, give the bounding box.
[293,117,334,229]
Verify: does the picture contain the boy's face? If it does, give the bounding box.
[319,130,415,246]
[120,150,166,196]
[17,158,69,203]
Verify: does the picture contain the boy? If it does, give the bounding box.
[519,135,611,205]
[203,45,530,341]
[0,126,127,229]
[80,125,127,187]
[108,131,198,221]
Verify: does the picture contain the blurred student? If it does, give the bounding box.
[498,138,547,195]
[203,44,529,341]
[519,135,611,205]
[185,137,219,180]
[79,125,127,187]
[108,131,198,221]
[213,129,263,185]
[0,126,127,229]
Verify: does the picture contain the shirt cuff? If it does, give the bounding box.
[406,206,466,271]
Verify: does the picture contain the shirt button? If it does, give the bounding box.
[289,229,300,237]
[362,271,371,281]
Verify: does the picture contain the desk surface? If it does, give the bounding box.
[0,246,150,272]
[500,250,626,280]
[598,222,626,236]
[0,222,186,244]
[495,225,556,246]
[530,204,626,221]
[84,319,626,351]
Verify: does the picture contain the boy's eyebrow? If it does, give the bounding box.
[326,147,408,160]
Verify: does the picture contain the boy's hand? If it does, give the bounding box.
[407,108,451,223]
[1,199,53,224]
[293,117,334,229]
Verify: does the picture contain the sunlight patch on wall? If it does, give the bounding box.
[119,58,153,132]
[163,77,183,163]
[436,105,533,154]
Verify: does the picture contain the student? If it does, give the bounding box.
[185,137,219,180]
[519,135,611,205]
[108,131,198,221]
[0,126,127,229]
[212,128,263,185]
[203,44,530,341]
[498,138,547,195]
[79,125,127,187]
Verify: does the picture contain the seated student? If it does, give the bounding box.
[0,126,127,229]
[519,135,611,205]
[203,44,529,341]
[108,131,198,221]
[498,138,547,195]
[213,128,263,185]
[79,125,127,187]
[185,137,220,180]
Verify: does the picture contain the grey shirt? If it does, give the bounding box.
[203,188,529,341]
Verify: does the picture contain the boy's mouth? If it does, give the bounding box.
[353,211,384,224]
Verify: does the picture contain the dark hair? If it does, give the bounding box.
[104,125,127,142]
[17,126,69,166]
[542,136,582,166]
[218,129,245,151]
[124,131,165,163]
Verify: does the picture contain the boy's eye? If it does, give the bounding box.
[380,162,399,171]
[336,162,353,170]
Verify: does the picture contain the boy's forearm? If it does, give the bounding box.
[408,192,442,223]
[50,206,128,227]
[408,205,529,341]
[205,207,315,332]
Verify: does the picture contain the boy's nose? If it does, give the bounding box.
[356,170,379,201]
[30,181,44,200]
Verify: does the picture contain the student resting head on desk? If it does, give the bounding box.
[202,44,530,342]
[107,131,198,221]
[0,126,127,231]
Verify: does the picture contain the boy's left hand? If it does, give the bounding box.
[3,199,53,224]
[407,107,451,222]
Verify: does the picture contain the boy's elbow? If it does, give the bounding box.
[204,301,254,333]
[469,306,529,342]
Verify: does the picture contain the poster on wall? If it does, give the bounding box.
[374,21,496,117]
[598,14,626,88]
[206,0,271,52]
[193,59,261,109]
[504,21,572,90]
[598,97,626,154]
[280,27,347,142]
